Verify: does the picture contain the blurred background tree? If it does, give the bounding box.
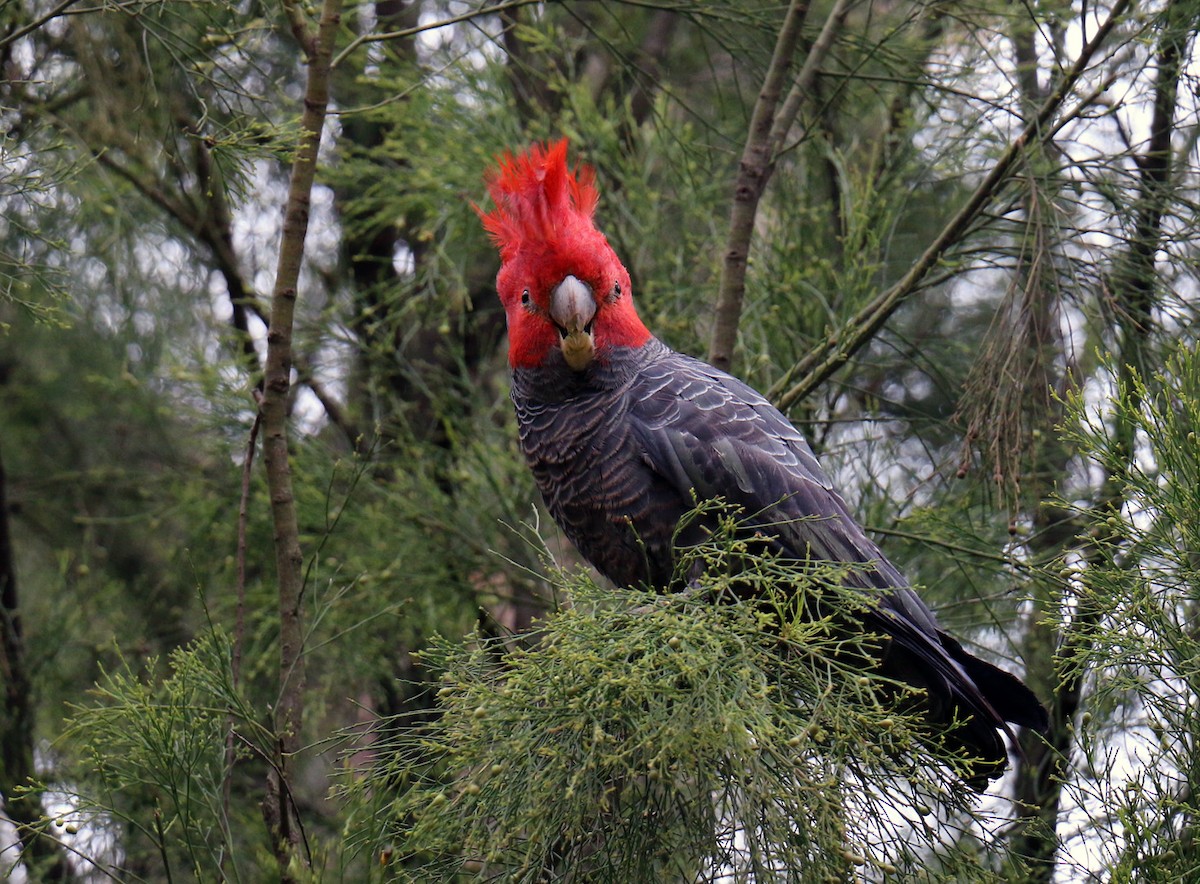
[2,0,1199,880]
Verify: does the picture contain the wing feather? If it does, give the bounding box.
[626,351,1044,749]
[630,353,899,585]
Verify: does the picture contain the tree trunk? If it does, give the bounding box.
[0,438,71,880]
[258,0,343,876]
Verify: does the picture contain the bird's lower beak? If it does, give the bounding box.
[550,275,596,371]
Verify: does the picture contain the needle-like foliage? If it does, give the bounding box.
[344,510,1013,883]
[1049,344,1200,880]
[53,631,270,881]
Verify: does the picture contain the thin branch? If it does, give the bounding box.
[281,0,316,60]
[331,0,543,69]
[867,525,1036,572]
[707,0,811,374]
[54,110,269,377]
[90,147,200,232]
[769,0,854,160]
[152,807,175,884]
[187,122,265,375]
[771,0,1132,412]
[0,0,84,52]
[1011,2,1189,876]
[293,351,366,454]
[257,0,342,875]
[707,0,857,373]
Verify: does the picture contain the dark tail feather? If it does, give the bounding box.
[878,632,1048,790]
[940,632,1050,732]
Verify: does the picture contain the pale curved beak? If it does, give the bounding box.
[550,275,596,371]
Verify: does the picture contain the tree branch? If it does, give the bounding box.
[187,122,265,376]
[769,0,854,161]
[771,0,1132,412]
[0,0,83,52]
[89,147,200,233]
[294,351,366,454]
[257,0,342,875]
[331,0,543,69]
[281,0,316,60]
[707,0,854,374]
[707,0,811,374]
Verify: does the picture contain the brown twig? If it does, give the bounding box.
[0,0,84,52]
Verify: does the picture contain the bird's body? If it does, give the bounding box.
[513,336,881,591]
[479,140,1047,786]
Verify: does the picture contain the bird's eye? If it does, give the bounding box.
[608,282,622,302]
[521,289,532,308]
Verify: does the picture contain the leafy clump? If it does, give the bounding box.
[1053,344,1200,879]
[55,631,270,880]
[345,535,1005,883]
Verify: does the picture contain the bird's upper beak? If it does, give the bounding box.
[550,275,596,371]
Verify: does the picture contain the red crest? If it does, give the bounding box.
[477,140,600,261]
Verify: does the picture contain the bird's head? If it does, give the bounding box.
[477,140,650,372]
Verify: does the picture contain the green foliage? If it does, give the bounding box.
[56,630,268,879]
[344,519,1003,883]
[1054,344,1200,880]
[5,0,1200,879]
[0,309,234,721]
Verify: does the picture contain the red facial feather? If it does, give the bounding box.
[478,140,651,369]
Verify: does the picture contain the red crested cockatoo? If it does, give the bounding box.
[477,140,1047,786]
